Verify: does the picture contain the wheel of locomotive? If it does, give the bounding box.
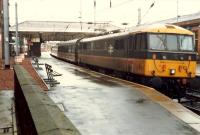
[149,77,163,89]
[189,78,200,90]
[173,84,182,102]
[168,80,186,102]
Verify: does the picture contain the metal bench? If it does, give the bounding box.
[0,125,12,133]
[44,63,62,87]
[32,56,44,70]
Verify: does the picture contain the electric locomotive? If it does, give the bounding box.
[51,24,197,96]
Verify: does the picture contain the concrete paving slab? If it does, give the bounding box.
[0,91,15,135]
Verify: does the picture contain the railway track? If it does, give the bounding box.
[181,89,200,115]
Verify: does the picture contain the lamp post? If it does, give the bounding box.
[15,2,19,56]
[3,0,10,68]
[137,8,141,26]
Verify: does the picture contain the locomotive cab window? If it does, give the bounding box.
[166,35,178,51]
[148,33,194,51]
[148,34,166,50]
[179,35,194,51]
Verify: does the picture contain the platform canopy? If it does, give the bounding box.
[129,11,200,31]
[155,11,200,27]
[9,21,120,41]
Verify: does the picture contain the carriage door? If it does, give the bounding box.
[127,36,134,72]
[75,42,79,64]
[128,36,134,57]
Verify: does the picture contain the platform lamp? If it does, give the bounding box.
[15,2,19,56]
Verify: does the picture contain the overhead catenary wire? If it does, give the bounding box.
[81,0,154,26]
[141,1,155,23]
[94,0,96,29]
[96,0,136,13]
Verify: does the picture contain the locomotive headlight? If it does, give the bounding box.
[170,69,176,75]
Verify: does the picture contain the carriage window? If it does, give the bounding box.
[78,44,82,50]
[91,42,94,50]
[115,39,124,50]
[87,43,91,50]
[140,34,147,50]
[94,41,104,50]
[132,36,136,50]
[136,34,142,50]
[83,43,87,50]
[72,45,75,53]
[65,46,69,52]
[68,46,71,52]
[128,36,133,50]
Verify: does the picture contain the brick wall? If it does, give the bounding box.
[0,69,14,90]
[0,58,48,91]
[0,58,15,90]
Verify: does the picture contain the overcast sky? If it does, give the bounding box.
[9,0,200,27]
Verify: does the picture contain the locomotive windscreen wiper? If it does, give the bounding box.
[156,34,167,50]
[149,33,167,50]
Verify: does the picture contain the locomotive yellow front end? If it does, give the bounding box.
[143,25,197,79]
[145,57,197,78]
[137,24,198,92]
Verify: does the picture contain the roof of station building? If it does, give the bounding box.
[9,21,121,33]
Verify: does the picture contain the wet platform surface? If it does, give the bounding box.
[35,53,200,135]
[0,91,15,135]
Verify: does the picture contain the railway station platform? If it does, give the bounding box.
[33,52,200,135]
